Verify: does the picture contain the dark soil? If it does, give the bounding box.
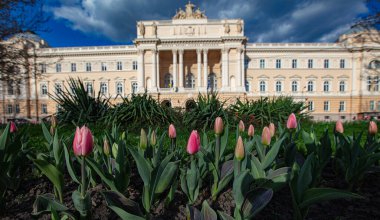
[1,167,380,220]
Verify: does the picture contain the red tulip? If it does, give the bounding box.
[287,113,297,129]
[369,121,378,135]
[248,124,254,137]
[335,120,344,134]
[169,124,176,139]
[269,123,275,137]
[10,121,17,133]
[187,130,201,155]
[238,120,245,132]
[262,126,271,146]
[235,136,245,161]
[73,126,94,156]
[214,117,224,135]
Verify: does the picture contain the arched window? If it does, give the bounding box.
[164,73,173,88]
[131,82,138,94]
[41,84,48,95]
[55,83,62,95]
[185,73,195,88]
[275,81,282,92]
[291,81,298,92]
[116,82,123,95]
[367,76,372,91]
[369,60,380,69]
[339,81,346,92]
[323,81,330,92]
[208,73,217,91]
[100,82,108,95]
[259,81,266,92]
[307,81,314,92]
[86,83,93,95]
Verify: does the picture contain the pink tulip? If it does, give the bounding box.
[235,136,245,161]
[10,121,17,133]
[369,121,378,135]
[187,130,201,155]
[73,126,94,157]
[238,120,245,132]
[168,124,176,139]
[262,126,271,146]
[248,124,254,137]
[214,117,224,135]
[335,120,344,134]
[287,113,297,129]
[269,123,275,137]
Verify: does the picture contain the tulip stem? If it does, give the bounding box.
[81,156,86,198]
[171,138,176,153]
[215,134,221,172]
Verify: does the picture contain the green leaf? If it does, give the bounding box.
[261,136,285,169]
[233,170,253,210]
[299,188,364,209]
[0,123,10,151]
[129,148,152,186]
[63,143,80,184]
[201,200,217,220]
[32,193,68,216]
[86,157,117,191]
[217,211,234,220]
[296,153,314,202]
[41,122,52,145]
[32,159,63,202]
[102,191,144,219]
[52,131,61,165]
[242,188,273,219]
[72,190,91,217]
[155,161,178,194]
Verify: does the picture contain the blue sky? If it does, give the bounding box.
[40,0,370,47]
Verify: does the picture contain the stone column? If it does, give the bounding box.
[221,48,230,91]
[203,49,208,89]
[151,49,158,92]
[178,49,184,90]
[236,48,242,91]
[172,49,177,90]
[241,49,245,90]
[137,49,145,93]
[197,49,202,90]
[156,50,160,91]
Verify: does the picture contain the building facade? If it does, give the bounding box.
[1,2,380,122]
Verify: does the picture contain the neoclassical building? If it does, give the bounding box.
[1,2,380,122]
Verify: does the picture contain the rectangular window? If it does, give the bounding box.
[86,63,92,72]
[100,82,108,95]
[7,81,13,95]
[40,63,46,73]
[41,84,48,95]
[7,104,12,114]
[339,101,346,112]
[324,59,329,68]
[41,104,48,114]
[259,59,265,69]
[117,61,123,70]
[71,63,76,72]
[308,101,314,111]
[308,59,313,68]
[56,63,61,73]
[374,76,379,91]
[101,62,107,71]
[15,104,20,114]
[378,101,380,111]
[370,100,375,111]
[86,83,93,95]
[276,59,281,69]
[132,61,138,70]
[132,82,138,94]
[292,59,297,68]
[324,101,330,112]
[340,59,345,68]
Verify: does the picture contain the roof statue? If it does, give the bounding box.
[173,1,207,19]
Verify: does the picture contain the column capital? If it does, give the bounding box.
[172,49,177,55]
[222,47,230,53]
[151,48,157,54]
[137,49,145,55]
[236,48,243,54]
[178,49,184,55]
[196,48,202,54]
[203,48,209,54]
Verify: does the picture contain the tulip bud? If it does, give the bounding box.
[248,124,254,137]
[73,126,94,157]
[103,138,110,156]
[10,121,17,133]
[269,123,275,137]
[262,126,271,146]
[287,113,297,129]
[235,136,245,161]
[187,130,201,155]
[168,124,176,139]
[150,130,157,146]
[140,129,147,150]
[214,117,224,135]
[335,120,344,134]
[51,115,58,129]
[238,120,245,132]
[369,121,378,135]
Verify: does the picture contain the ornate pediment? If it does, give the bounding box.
[173,1,207,20]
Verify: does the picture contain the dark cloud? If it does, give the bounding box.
[48,0,368,43]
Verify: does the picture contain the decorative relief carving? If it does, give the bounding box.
[152,22,157,36]
[138,22,145,36]
[237,20,243,33]
[173,1,207,19]
[224,23,230,34]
